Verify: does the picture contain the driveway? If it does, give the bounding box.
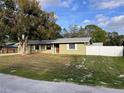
[0,74,124,93]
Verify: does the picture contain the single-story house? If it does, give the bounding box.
[0,43,18,54]
[27,37,91,55]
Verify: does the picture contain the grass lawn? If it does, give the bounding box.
[0,54,124,89]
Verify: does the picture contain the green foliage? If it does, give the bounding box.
[85,25,107,42]
[92,29,107,42]
[0,22,6,48]
[85,25,102,31]
[105,32,124,46]
[0,0,15,47]
[14,0,61,40]
[0,0,61,42]
[63,24,107,43]
[0,0,123,46]
[62,24,124,46]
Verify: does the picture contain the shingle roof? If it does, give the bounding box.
[3,44,18,48]
[52,37,91,44]
[28,40,55,45]
[28,37,91,45]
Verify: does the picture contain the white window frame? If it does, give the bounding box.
[67,44,77,50]
[32,45,35,50]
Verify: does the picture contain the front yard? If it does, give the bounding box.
[0,54,124,88]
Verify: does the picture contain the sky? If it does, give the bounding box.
[38,0,124,34]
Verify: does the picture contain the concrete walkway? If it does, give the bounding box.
[0,74,124,93]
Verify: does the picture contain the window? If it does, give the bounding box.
[69,44,75,49]
[47,45,51,50]
[35,45,39,50]
[41,45,45,50]
[31,45,35,50]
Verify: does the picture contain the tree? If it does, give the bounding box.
[92,30,106,42]
[16,0,61,54]
[62,24,107,43]
[0,0,61,54]
[85,25,107,42]
[78,27,86,37]
[61,28,68,37]
[0,0,15,49]
[0,0,4,48]
[0,21,7,49]
[0,30,5,50]
[105,32,123,46]
[62,25,85,38]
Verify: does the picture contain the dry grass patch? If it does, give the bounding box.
[0,54,124,89]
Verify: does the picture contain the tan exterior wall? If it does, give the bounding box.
[29,45,53,54]
[28,44,86,55]
[59,44,86,55]
[41,50,52,54]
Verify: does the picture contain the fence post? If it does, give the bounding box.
[123,46,124,57]
[122,41,124,57]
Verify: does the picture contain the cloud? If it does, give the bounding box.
[71,4,79,11]
[62,0,73,8]
[81,20,94,27]
[38,0,61,6]
[82,14,124,33]
[107,15,124,31]
[92,0,124,9]
[38,0,73,8]
[95,14,109,26]
[96,14,124,33]
[83,20,91,24]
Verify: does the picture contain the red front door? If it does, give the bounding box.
[55,44,59,53]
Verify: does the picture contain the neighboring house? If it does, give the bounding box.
[27,37,91,55]
[1,43,18,54]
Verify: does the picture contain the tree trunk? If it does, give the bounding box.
[18,35,28,55]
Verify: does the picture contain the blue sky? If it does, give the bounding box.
[38,0,124,34]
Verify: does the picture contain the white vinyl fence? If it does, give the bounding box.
[86,46,123,57]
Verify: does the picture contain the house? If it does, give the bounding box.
[1,43,18,54]
[27,37,91,55]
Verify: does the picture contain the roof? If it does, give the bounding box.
[52,37,91,44]
[28,37,91,45]
[28,40,55,45]
[3,44,18,48]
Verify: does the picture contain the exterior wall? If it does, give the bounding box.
[59,44,86,55]
[28,44,86,55]
[86,46,123,57]
[29,45,53,54]
[1,48,18,54]
[41,50,52,54]
[26,45,32,54]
